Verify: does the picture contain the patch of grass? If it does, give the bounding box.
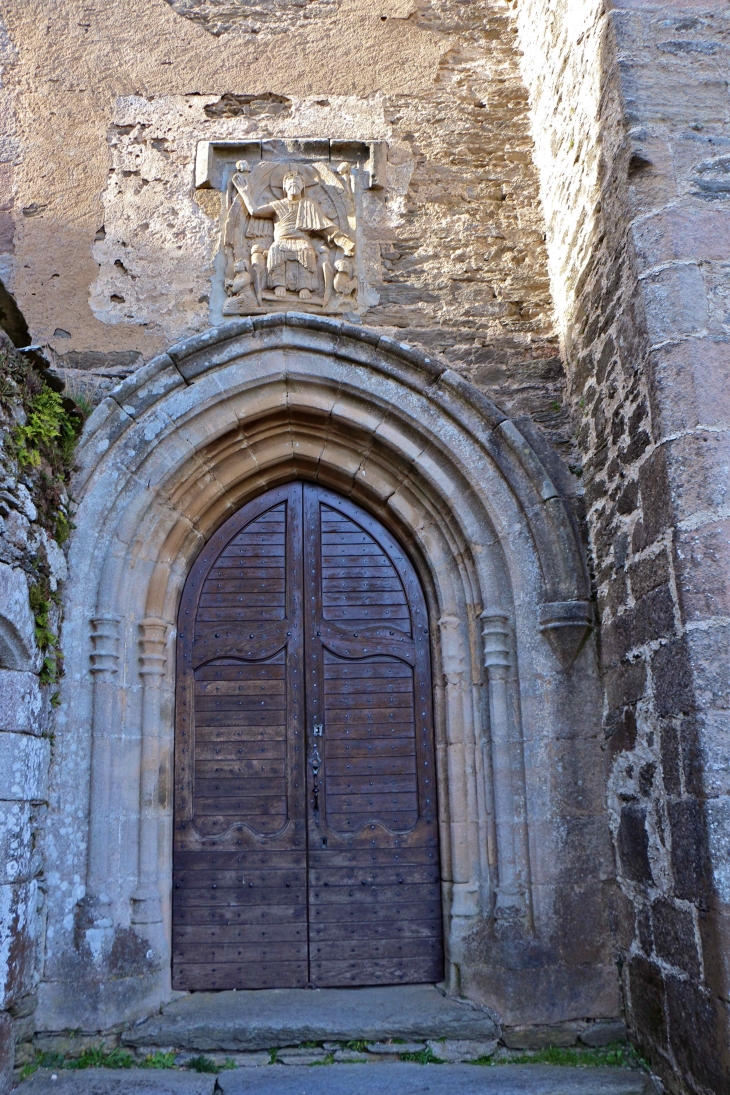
[186,1055,219,1073]
[140,1052,177,1069]
[31,1045,136,1071]
[309,1053,335,1066]
[472,1043,639,1069]
[70,1046,135,1070]
[342,1040,368,1053]
[9,387,74,469]
[399,1047,444,1065]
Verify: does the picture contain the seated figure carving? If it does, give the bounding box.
[232,168,355,308]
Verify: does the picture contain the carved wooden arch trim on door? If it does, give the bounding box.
[173,481,443,990]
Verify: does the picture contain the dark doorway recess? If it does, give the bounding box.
[173,482,443,990]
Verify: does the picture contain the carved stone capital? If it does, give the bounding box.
[480,610,511,679]
[138,617,169,679]
[90,614,121,675]
[539,600,593,670]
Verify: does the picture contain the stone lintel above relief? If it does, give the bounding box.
[195,138,387,191]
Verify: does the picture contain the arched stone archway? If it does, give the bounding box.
[39,314,615,1033]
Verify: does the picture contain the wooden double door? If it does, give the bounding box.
[173,482,443,990]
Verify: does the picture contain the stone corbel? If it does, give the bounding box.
[539,600,593,670]
[84,614,122,947]
[480,610,526,928]
[130,617,170,964]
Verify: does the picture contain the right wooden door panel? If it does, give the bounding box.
[303,486,443,987]
[173,482,443,991]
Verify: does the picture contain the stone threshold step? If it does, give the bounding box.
[16,1064,656,1095]
[122,985,500,1053]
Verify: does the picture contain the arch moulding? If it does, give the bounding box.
[39,313,613,1033]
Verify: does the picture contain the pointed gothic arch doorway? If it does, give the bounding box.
[172,481,443,990]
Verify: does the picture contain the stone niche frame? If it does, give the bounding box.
[39,314,616,1033]
[197,138,387,325]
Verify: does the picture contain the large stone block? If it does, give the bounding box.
[685,625,730,711]
[705,798,730,906]
[627,954,666,1051]
[617,55,730,127]
[661,432,730,523]
[604,662,647,712]
[0,882,38,1010]
[649,337,730,439]
[552,883,615,967]
[555,817,616,883]
[668,798,711,902]
[0,564,37,674]
[637,447,672,544]
[664,975,729,1093]
[461,959,620,1027]
[633,202,730,270]
[602,585,675,665]
[0,734,49,803]
[650,639,694,718]
[0,672,43,736]
[641,264,708,344]
[692,712,730,798]
[674,519,730,622]
[617,804,653,886]
[0,803,33,885]
[651,898,701,979]
[550,740,607,819]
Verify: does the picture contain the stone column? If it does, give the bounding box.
[130,617,169,962]
[438,614,480,991]
[87,614,121,904]
[480,610,525,928]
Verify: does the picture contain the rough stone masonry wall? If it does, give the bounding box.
[514,0,730,1091]
[0,327,71,1094]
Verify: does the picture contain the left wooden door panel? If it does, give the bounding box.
[173,484,308,990]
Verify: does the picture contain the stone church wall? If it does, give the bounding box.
[0,0,728,1091]
[516,1,730,1091]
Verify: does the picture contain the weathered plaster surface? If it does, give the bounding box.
[1,0,572,457]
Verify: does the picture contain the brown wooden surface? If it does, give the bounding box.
[173,482,442,990]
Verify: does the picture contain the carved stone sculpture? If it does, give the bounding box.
[222,159,358,316]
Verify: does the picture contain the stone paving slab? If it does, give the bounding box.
[15,1069,216,1094]
[216,1063,654,1095]
[123,985,499,1052]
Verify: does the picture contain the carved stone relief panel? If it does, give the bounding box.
[197,138,385,322]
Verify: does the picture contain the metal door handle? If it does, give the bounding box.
[309,725,323,824]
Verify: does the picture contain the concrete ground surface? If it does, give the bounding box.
[122,986,499,1052]
[15,1064,655,1095]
